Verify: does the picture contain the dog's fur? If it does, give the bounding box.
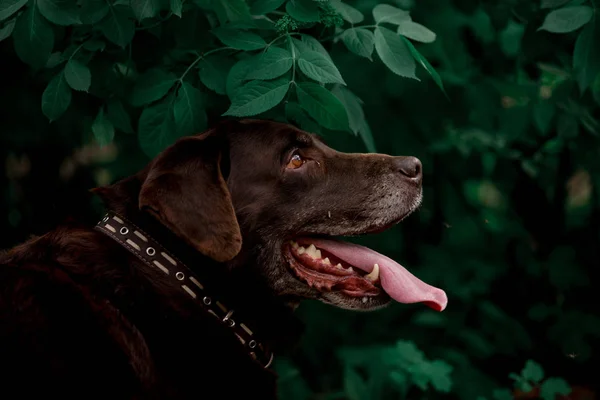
[0,120,423,398]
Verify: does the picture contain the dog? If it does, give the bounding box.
[0,119,447,399]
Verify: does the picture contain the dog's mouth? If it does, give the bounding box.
[284,237,447,311]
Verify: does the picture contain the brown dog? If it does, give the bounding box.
[0,120,446,399]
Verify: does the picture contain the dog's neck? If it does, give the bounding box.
[93,174,304,355]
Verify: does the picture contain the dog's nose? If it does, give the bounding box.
[395,156,422,180]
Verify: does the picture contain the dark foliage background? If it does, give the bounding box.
[1,0,599,398]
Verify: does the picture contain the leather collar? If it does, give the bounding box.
[95,211,274,369]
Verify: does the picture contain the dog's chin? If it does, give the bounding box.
[320,291,392,311]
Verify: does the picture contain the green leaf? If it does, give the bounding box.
[107,99,134,134]
[521,360,544,383]
[330,0,363,24]
[199,55,236,95]
[227,17,275,30]
[173,82,207,135]
[533,100,555,135]
[0,0,27,21]
[246,47,293,80]
[83,39,105,51]
[64,59,91,92]
[212,0,253,24]
[285,101,321,133]
[329,85,376,154]
[138,99,178,158]
[37,0,80,26]
[228,21,270,32]
[540,378,571,400]
[372,4,410,25]
[492,389,514,400]
[573,20,600,93]
[374,27,417,79]
[511,371,527,382]
[170,0,182,17]
[538,6,593,33]
[331,85,363,135]
[528,303,555,322]
[593,74,600,106]
[389,371,409,392]
[499,20,525,57]
[414,360,453,392]
[521,160,540,178]
[397,20,436,43]
[13,5,54,69]
[251,0,286,15]
[226,56,257,97]
[92,108,115,147]
[286,0,319,23]
[0,18,15,41]
[403,37,445,93]
[80,0,108,24]
[224,78,290,117]
[212,28,266,50]
[341,28,374,60]
[557,113,578,138]
[344,367,369,400]
[541,0,570,9]
[518,380,534,393]
[357,119,376,152]
[131,0,160,21]
[296,82,349,131]
[131,69,177,107]
[98,5,135,48]
[298,50,345,84]
[394,340,425,364]
[41,73,71,122]
[542,137,563,154]
[293,35,333,62]
[45,51,62,67]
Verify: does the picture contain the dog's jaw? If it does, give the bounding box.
[248,188,428,312]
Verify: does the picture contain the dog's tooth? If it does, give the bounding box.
[306,244,317,258]
[365,263,380,282]
[345,266,354,273]
[298,246,306,255]
[335,263,343,269]
[323,257,331,265]
[314,249,322,259]
[290,241,299,249]
[362,297,368,304]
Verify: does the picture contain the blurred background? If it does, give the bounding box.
[1,0,599,399]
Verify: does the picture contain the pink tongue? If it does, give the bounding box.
[307,238,448,311]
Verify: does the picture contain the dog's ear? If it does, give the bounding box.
[138,132,241,263]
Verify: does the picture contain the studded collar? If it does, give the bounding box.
[95,211,274,369]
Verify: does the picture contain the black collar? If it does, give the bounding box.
[95,211,274,369]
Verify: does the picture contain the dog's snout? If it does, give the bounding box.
[394,156,422,180]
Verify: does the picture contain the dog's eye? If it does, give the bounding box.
[287,154,305,169]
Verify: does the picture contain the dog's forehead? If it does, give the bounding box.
[232,120,325,151]
[297,131,328,147]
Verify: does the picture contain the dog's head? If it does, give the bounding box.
[96,119,447,312]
